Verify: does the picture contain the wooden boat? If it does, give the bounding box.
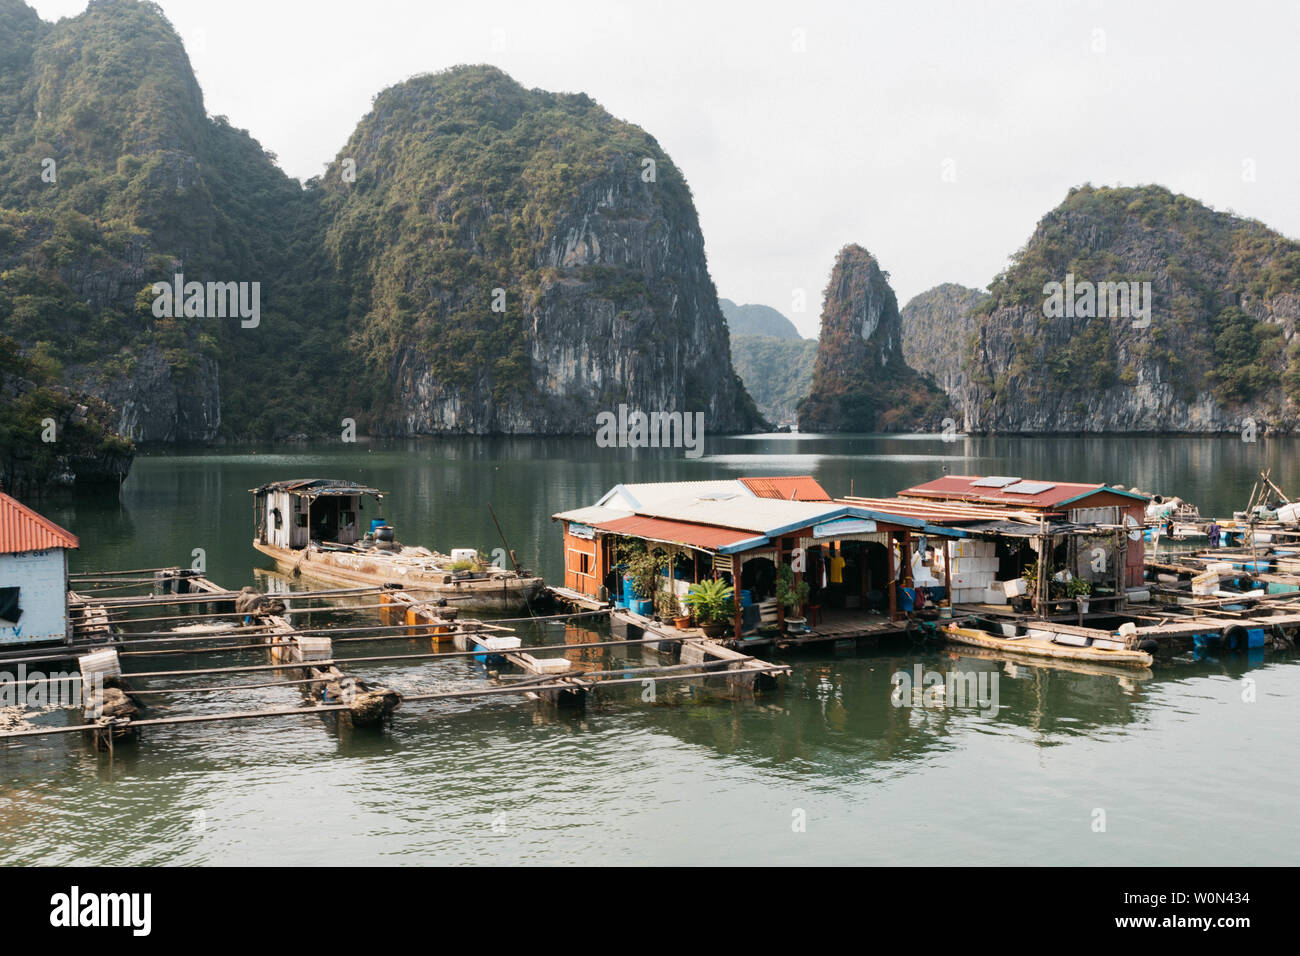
[250,479,544,612]
[941,623,1154,668]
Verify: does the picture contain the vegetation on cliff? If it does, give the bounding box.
[0,0,349,443]
[729,335,818,427]
[0,1,760,452]
[955,185,1300,430]
[316,64,759,432]
[0,333,133,493]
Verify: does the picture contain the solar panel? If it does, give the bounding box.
[1003,481,1056,495]
[971,476,1021,488]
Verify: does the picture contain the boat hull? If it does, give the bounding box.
[253,541,544,613]
[943,624,1154,668]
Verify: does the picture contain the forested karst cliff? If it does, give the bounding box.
[899,283,989,394]
[0,0,760,461]
[316,67,760,434]
[798,245,948,432]
[902,186,1300,433]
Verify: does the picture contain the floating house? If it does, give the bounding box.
[552,477,968,639]
[0,490,79,645]
[844,474,1149,614]
[251,478,545,611]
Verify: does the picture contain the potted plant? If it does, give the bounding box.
[775,564,810,631]
[654,587,680,624]
[684,578,735,638]
[1067,576,1092,613]
[621,545,665,617]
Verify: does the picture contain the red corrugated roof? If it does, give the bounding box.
[739,476,831,501]
[0,492,79,555]
[898,475,1145,510]
[595,515,759,551]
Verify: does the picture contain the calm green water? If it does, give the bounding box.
[3,433,1299,865]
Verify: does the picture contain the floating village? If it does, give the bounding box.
[1,468,1299,751]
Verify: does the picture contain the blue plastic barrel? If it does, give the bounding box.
[898,587,916,612]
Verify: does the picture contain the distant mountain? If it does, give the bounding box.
[720,298,804,339]
[907,185,1300,433]
[729,335,818,427]
[798,245,949,432]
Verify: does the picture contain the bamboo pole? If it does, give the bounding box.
[0,665,788,739]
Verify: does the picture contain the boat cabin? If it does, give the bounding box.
[0,489,79,645]
[252,479,383,550]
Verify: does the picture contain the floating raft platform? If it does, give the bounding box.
[0,570,788,749]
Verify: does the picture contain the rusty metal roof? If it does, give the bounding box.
[840,496,1048,524]
[0,492,79,554]
[738,476,832,501]
[898,475,1147,509]
[593,515,763,552]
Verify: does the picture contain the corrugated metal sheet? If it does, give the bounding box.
[600,480,753,511]
[738,476,831,501]
[840,496,1044,524]
[898,475,1146,509]
[594,515,759,551]
[552,505,635,525]
[0,492,79,554]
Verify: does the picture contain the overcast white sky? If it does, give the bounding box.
[29,0,1300,337]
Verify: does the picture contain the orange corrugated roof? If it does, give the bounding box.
[0,492,79,555]
[739,476,831,501]
[595,515,759,551]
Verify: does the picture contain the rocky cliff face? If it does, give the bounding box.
[320,67,762,435]
[4,7,761,449]
[0,0,298,444]
[917,186,1300,433]
[0,363,133,495]
[899,283,989,394]
[797,245,947,431]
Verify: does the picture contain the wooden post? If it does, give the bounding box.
[733,555,744,639]
[887,534,898,621]
[943,538,952,607]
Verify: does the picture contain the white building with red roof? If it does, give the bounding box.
[0,490,79,645]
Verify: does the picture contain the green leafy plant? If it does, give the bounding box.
[622,546,666,600]
[1066,577,1093,598]
[684,578,735,625]
[654,588,681,620]
[775,564,809,613]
